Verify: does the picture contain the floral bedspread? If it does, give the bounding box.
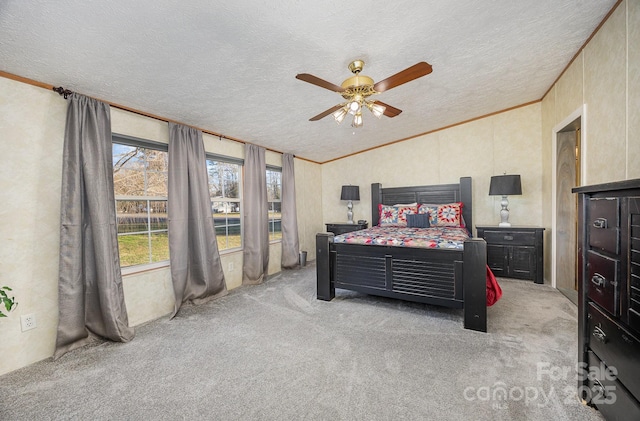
[332,226,469,249]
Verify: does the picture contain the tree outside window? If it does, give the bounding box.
[112,141,169,267]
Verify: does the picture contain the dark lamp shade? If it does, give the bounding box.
[340,185,360,201]
[489,175,522,196]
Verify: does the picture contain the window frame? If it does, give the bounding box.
[112,134,170,274]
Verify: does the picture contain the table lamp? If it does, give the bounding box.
[489,174,522,227]
[340,185,360,224]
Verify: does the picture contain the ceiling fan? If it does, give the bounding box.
[295,60,432,128]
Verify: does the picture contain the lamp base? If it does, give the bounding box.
[346,201,354,223]
[498,195,511,227]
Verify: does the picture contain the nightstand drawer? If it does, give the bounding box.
[326,222,368,235]
[481,230,535,246]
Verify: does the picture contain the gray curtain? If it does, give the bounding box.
[55,93,134,359]
[280,153,300,268]
[168,123,227,318]
[242,144,269,284]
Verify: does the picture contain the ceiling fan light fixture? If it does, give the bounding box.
[352,111,363,128]
[333,106,348,124]
[367,102,386,119]
[348,99,361,115]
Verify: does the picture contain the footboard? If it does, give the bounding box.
[316,233,487,332]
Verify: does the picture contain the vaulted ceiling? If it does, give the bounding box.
[0,0,618,162]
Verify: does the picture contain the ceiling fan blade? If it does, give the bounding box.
[309,104,344,121]
[372,100,402,117]
[296,73,345,93]
[373,62,433,93]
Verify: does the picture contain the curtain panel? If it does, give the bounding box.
[280,153,299,268]
[168,123,227,318]
[55,93,134,359]
[242,144,269,284]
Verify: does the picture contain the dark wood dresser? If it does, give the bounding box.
[476,226,544,284]
[573,179,640,419]
[325,222,368,235]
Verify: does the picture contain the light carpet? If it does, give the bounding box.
[0,264,604,420]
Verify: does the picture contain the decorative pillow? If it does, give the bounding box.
[378,204,418,226]
[406,213,431,228]
[418,202,464,227]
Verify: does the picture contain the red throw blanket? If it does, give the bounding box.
[486,266,502,306]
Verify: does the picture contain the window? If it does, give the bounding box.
[112,135,169,268]
[266,167,282,241]
[206,156,242,251]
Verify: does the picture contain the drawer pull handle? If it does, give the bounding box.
[504,235,514,241]
[621,334,634,345]
[591,273,606,288]
[592,379,606,399]
[592,218,608,229]
[592,326,607,343]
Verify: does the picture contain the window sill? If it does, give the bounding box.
[121,260,170,276]
[220,247,242,255]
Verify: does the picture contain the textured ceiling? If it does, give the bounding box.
[0,0,617,163]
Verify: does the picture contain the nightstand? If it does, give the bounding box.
[476,226,544,284]
[325,222,368,235]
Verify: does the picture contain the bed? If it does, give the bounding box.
[316,177,491,332]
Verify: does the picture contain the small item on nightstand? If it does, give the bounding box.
[357,220,367,225]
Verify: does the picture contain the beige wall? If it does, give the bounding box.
[541,0,640,281]
[294,158,324,261]
[0,78,66,376]
[0,77,323,375]
[321,103,543,234]
[542,0,640,185]
[628,0,640,179]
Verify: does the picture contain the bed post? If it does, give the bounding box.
[463,238,487,332]
[316,233,334,301]
[459,177,473,234]
[371,183,382,227]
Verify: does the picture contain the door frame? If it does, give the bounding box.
[551,104,587,289]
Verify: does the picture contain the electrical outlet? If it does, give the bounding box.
[228,262,234,272]
[21,313,36,332]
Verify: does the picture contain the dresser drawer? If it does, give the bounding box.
[481,230,535,246]
[585,351,640,419]
[588,303,640,399]
[588,198,620,255]
[587,251,620,316]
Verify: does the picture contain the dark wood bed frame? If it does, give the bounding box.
[316,177,488,332]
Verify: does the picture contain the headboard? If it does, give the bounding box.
[371,177,473,232]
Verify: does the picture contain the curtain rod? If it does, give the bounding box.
[51,84,247,146]
[53,86,73,99]
[0,72,317,163]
